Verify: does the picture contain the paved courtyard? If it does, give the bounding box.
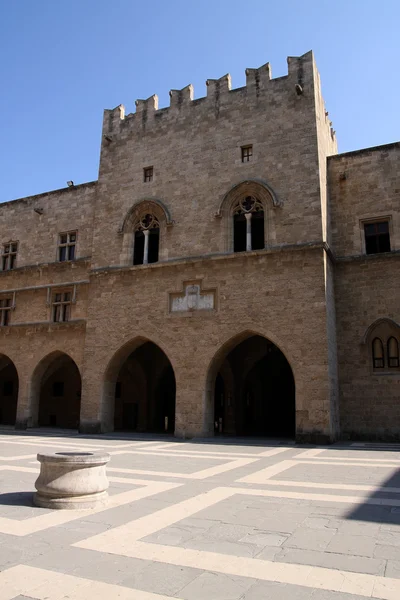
[0,432,400,599]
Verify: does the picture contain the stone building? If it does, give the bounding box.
[0,51,399,442]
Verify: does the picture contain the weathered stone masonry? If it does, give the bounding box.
[0,50,399,442]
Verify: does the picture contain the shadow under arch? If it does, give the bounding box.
[205,330,296,438]
[0,354,19,426]
[101,336,176,434]
[30,350,82,429]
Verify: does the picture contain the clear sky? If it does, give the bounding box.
[1,0,399,203]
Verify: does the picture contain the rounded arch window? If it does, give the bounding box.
[232,196,265,252]
[387,337,399,368]
[372,338,384,369]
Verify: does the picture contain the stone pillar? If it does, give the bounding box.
[143,229,150,264]
[79,374,104,434]
[174,374,214,439]
[15,372,38,430]
[245,212,252,251]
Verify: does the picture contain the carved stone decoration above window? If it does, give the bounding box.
[134,213,160,232]
[169,281,216,314]
[232,196,264,216]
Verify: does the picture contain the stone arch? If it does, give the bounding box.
[363,318,400,373]
[0,354,19,426]
[101,336,176,433]
[215,180,282,252]
[362,318,400,344]
[205,330,296,437]
[119,199,173,265]
[30,350,82,429]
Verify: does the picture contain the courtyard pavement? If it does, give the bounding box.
[0,431,399,599]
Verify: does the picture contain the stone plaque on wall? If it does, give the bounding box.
[169,282,216,313]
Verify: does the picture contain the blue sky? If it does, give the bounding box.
[1,0,399,203]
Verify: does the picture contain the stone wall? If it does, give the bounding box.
[329,145,400,439]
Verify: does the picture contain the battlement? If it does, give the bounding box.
[102,50,333,141]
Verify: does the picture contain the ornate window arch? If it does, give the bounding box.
[118,199,172,266]
[215,179,282,253]
[363,318,400,373]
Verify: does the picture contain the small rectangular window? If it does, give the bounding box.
[241,145,253,163]
[144,167,154,183]
[0,298,11,327]
[364,221,391,255]
[58,231,77,262]
[2,242,18,271]
[52,291,72,323]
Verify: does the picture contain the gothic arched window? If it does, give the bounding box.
[372,338,384,369]
[387,337,400,368]
[133,214,160,265]
[233,196,264,252]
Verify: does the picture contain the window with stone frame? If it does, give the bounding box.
[143,166,154,183]
[372,337,384,369]
[241,145,253,163]
[52,291,72,323]
[368,320,400,373]
[387,337,400,368]
[133,213,160,265]
[364,221,391,255]
[2,242,18,271]
[233,196,265,252]
[0,298,11,326]
[58,231,77,262]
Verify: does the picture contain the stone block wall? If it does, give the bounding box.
[329,145,400,439]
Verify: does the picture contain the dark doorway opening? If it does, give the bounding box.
[114,342,175,433]
[0,356,18,426]
[214,335,295,437]
[38,354,81,429]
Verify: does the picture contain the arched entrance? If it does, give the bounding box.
[35,352,81,429]
[212,334,295,437]
[0,355,18,426]
[110,340,176,433]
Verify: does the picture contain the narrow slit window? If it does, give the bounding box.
[0,298,11,326]
[364,222,390,255]
[2,242,18,271]
[372,337,384,369]
[52,291,72,323]
[387,337,399,368]
[241,145,253,163]
[58,232,77,262]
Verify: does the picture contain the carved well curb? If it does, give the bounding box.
[33,451,110,509]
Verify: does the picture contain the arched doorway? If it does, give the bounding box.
[0,355,18,426]
[212,334,295,437]
[35,352,81,429]
[112,341,176,433]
